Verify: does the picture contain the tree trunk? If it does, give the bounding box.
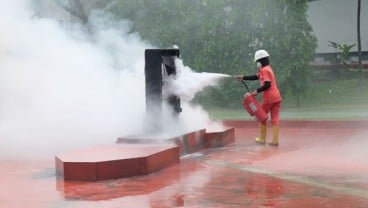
[357,0,363,81]
[54,0,91,33]
[296,94,300,108]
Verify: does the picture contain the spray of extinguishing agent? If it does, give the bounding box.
[234,49,282,146]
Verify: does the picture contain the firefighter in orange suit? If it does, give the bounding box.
[236,50,282,146]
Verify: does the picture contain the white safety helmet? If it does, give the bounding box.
[254,50,269,62]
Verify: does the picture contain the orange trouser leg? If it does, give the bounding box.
[261,102,281,146]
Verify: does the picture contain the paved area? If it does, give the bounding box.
[1,121,368,208]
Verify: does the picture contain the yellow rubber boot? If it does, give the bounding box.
[255,124,267,144]
[268,125,279,146]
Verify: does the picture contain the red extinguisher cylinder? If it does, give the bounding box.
[242,92,268,122]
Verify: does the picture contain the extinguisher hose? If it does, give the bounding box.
[241,80,251,92]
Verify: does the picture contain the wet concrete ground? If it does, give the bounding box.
[1,121,368,208]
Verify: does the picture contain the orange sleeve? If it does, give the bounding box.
[262,69,271,82]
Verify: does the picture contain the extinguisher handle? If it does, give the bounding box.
[241,80,251,92]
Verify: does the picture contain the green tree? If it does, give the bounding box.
[64,0,316,107]
[108,0,256,107]
[247,0,317,107]
[328,41,356,67]
[357,0,364,81]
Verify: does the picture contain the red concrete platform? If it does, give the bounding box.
[55,144,179,180]
[117,129,206,156]
[204,127,235,148]
[2,120,368,208]
[117,128,235,155]
[56,128,234,181]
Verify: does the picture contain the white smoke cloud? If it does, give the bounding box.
[0,0,225,159]
[0,1,147,158]
[165,58,230,101]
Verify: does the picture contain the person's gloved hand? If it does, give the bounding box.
[234,75,244,81]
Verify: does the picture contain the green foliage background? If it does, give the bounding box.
[105,0,317,107]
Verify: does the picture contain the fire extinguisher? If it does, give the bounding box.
[240,80,268,122]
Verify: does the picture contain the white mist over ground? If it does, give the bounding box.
[0,1,226,159]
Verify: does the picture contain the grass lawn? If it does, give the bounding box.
[204,78,368,120]
[205,105,368,120]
